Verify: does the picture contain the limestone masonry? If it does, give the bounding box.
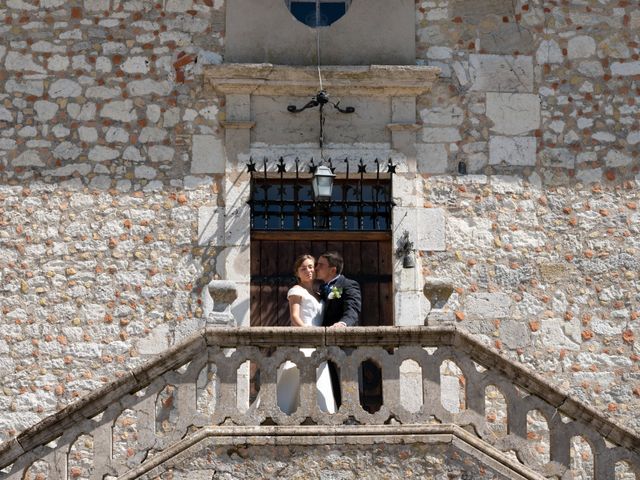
[0,0,639,463]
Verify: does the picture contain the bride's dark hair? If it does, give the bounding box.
[293,254,315,281]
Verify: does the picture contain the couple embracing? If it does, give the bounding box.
[277,251,361,414]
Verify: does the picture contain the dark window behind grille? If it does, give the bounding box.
[250,179,392,231]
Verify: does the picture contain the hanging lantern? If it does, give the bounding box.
[312,165,335,202]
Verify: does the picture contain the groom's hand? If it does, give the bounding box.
[329,321,347,328]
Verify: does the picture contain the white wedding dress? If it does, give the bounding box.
[276,285,337,414]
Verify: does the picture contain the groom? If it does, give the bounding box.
[315,251,361,328]
[315,251,361,407]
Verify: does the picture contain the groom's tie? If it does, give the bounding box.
[320,282,331,300]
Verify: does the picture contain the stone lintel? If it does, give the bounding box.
[205,64,440,97]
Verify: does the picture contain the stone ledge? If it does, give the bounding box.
[204,64,440,97]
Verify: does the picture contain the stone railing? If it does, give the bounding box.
[0,327,639,479]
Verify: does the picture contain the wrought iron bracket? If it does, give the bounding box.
[287,90,355,148]
[287,90,355,114]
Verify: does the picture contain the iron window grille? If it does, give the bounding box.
[247,158,395,232]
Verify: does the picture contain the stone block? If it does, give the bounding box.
[138,325,170,355]
[577,61,604,77]
[391,97,416,123]
[417,207,446,252]
[486,93,540,135]
[541,148,575,168]
[604,150,632,167]
[469,55,534,93]
[420,105,464,126]
[100,100,136,122]
[611,61,640,76]
[84,0,110,11]
[451,0,514,18]
[198,206,224,246]
[417,144,448,174]
[216,245,250,282]
[464,293,512,321]
[489,136,536,166]
[89,146,119,162]
[500,320,531,349]
[539,319,580,351]
[536,40,563,64]
[422,127,461,143]
[12,151,44,167]
[33,101,59,122]
[192,135,225,174]
[479,23,534,55]
[447,217,494,250]
[127,79,172,97]
[4,51,46,74]
[394,290,429,326]
[391,174,422,207]
[395,207,446,252]
[575,168,602,184]
[49,79,82,98]
[568,36,596,59]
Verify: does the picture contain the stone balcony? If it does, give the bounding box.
[0,327,638,479]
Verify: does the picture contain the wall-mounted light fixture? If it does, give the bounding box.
[395,230,416,269]
[312,164,335,202]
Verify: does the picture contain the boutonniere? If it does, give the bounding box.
[328,286,342,300]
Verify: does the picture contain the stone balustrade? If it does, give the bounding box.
[0,327,638,479]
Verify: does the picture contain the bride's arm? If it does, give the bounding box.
[288,296,306,327]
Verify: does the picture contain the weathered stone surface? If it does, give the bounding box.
[422,127,461,143]
[53,142,82,161]
[49,79,82,98]
[89,146,120,162]
[465,293,512,320]
[611,61,640,76]
[420,105,464,126]
[100,100,137,122]
[417,143,448,174]
[4,51,45,73]
[486,93,540,135]
[12,150,44,167]
[191,135,224,174]
[469,55,534,93]
[536,40,563,64]
[541,148,575,168]
[489,136,536,166]
[567,36,596,59]
[33,101,59,122]
[604,150,632,167]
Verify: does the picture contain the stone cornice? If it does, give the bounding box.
[204,64,440,97]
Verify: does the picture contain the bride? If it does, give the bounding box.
[276,254,337,414]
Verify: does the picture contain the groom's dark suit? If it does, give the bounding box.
[321,274,361,408]
[321,275,361,327]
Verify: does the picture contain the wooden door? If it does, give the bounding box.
[250,233,392,327]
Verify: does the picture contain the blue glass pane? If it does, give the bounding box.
[250,179,391,231]
[290,2,346,27]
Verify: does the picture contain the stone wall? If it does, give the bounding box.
[414,0,640,434]
[0,0,639,448]
[0,0,225,442]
